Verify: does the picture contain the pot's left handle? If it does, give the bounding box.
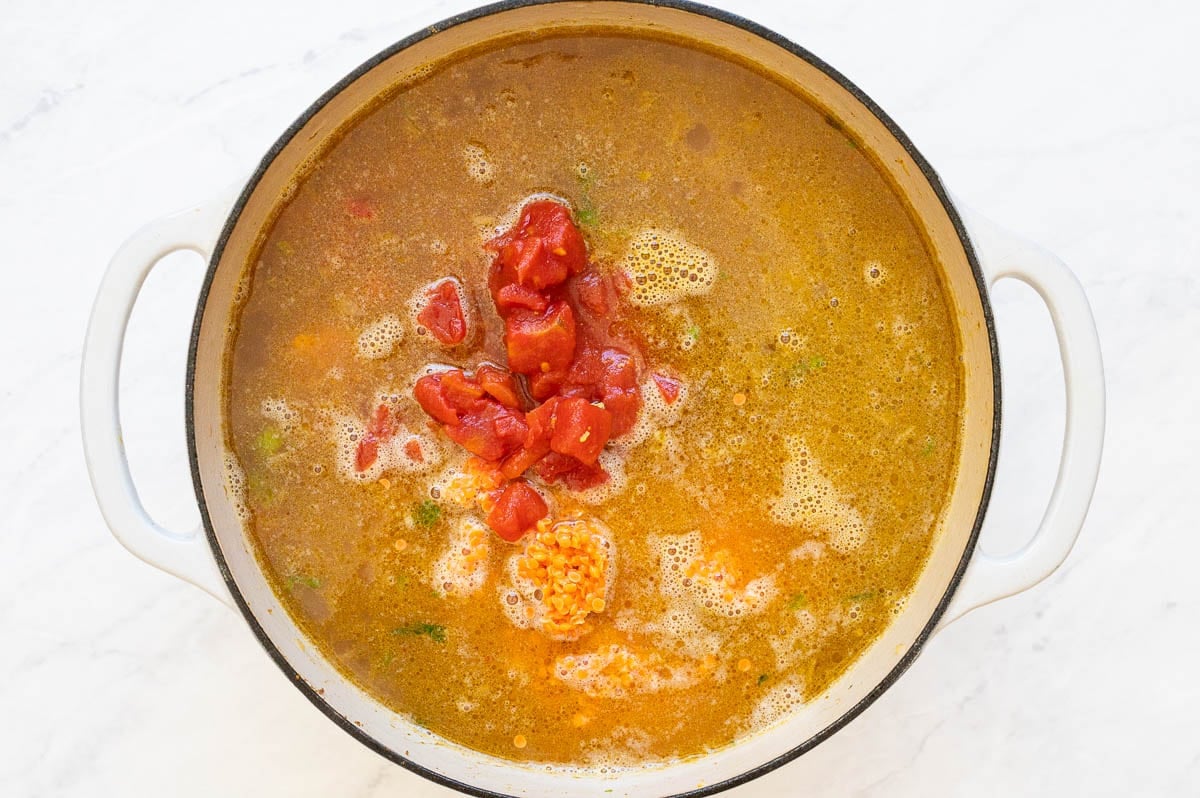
[81,194,239,609]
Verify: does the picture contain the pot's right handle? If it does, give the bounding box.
[934,207,1105,632]
[81,194,238,609]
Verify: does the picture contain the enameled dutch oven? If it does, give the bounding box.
[80,2,1106,796]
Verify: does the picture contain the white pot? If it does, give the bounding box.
[80,2,1105,796]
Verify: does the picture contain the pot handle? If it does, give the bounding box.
[81,194,239,609]
[934,207,1105,632]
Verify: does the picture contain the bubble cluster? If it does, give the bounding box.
[431,517,491,597]
[620,229,718,307]
[223,450,250,522]
[769,439,867,553]
[260,397,300,431]
[616,375,689,452]
[570,449,629,505]
[863,259,888,286]
[330,410,443,484]
[788,540,827,561]
[552,644,697,699]
[462,143,495,184]
[650,531,776,619]
[748,677,807,729]
[892,316,917,337]
[355,314,404,360]
[777,328,808,351]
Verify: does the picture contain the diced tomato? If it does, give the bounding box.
[476,364,522,409]
[577,271,609,316]
[347,197,374,219]
[602,389,640,436]
[505,301,576,375]
[486,200,586,290]
[366,403,397,437]
[355,438,379,471]
[492,408,529,447]
[414,370,527,462]
[495,282,549,313]
[403,438,424,463]
[485,481,548,542]
[511,238,557,290]
[526,369,566,401]
[564,334,605,388]
[355,403,399,472]
[417,280,468,345]
[414,374,460,426]
[445,401,528,461]
[496,397,555,479]
[652,373,682,404]
[497,444,541,481]
[598,349,640,434]
[599,349,638,391]
[440,368,486,406]
[524,397,559,442]
[535,452,610,491]
[549,397,612,465]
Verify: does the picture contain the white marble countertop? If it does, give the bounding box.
[2,0,1196,795]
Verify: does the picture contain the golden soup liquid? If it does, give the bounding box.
[224,31,962,766]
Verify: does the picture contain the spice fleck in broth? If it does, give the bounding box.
[224,32,963,765]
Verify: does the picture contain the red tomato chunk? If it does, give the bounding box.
[355,403,399,471]
[505,301,576,376]
[414,369,528,461]
[487,200,586,290]
[652,372,682,404]
[417,279,468,345]
[549,397,612,465]
[486,481,548,542]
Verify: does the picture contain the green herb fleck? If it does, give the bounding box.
[921,436,935,457]
[787,354,827,384]
[392,622,447,643]
[412,500,441,528]
[685,324,701,341]
[846,591,877,603]
[576,207,598,226]
[289,574,321,589]
[255,425,284,456]
[786,592,808,611]
[757,673,770,685]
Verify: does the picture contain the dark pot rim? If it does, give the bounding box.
[185,1,1002,796]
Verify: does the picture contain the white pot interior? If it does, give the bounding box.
[189,3,996,796]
